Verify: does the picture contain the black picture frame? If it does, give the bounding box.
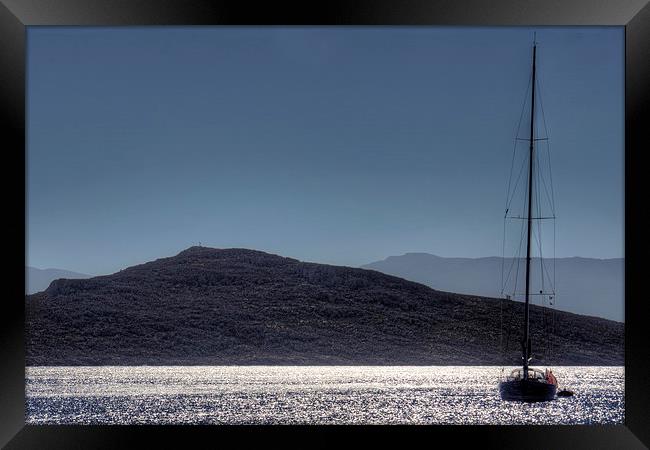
[1,1,648,447]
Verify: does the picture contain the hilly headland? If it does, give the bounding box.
[25,247,623,366]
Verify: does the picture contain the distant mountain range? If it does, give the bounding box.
[25,247,622,366]
[26,266,90,294]
[363,253,624,322]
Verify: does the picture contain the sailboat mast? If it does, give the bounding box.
[522,40,537,379]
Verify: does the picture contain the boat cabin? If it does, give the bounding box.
[505,368,548,382]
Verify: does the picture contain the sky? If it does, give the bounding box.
[27,26,624,275]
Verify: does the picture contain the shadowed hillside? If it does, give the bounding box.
[25,247,623,366]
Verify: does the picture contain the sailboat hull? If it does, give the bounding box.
[499,379,557,402]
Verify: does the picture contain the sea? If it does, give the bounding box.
[25,366,623,425]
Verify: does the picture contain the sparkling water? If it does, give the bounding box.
[25,366,623,424]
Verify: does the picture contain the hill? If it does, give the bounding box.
[25,247,623,366]
[26,266,91,294]
[363,253,624,322]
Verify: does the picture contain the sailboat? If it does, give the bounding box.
[498,36,558,402]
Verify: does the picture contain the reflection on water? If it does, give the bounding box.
[26,366,623,424]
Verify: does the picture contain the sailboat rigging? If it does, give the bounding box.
[498,36,559,402]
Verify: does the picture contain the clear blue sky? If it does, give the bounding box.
[27,26,624,275]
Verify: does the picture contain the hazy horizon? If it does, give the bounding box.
[26,248,625,278]
[27,27,624,275]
